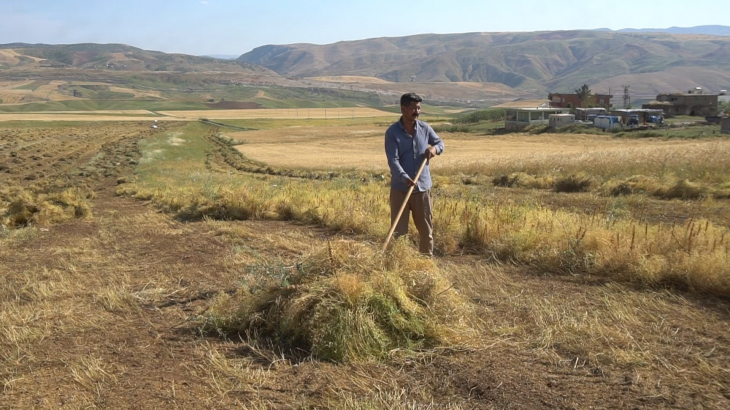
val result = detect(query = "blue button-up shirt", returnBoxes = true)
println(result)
[385,117,444,192]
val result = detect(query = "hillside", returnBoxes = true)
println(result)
[0,43,338,110]
[0,43,270,74]
[238,30,730,96]
[5,32,730,108]
[0,43,519,108]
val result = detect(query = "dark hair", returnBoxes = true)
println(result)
[400,92,423,106]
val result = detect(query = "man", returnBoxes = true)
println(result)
[384,93,444,256]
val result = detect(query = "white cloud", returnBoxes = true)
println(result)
[201,1,209,4]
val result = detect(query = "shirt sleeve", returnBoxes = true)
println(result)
[385,128,410,183]
[427,124,444,155]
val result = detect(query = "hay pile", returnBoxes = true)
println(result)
[202,240,476,362]
[0,186,93,228]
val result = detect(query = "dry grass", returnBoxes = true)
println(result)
[458,201,730,294]
[201,240,477,362]
[3,120,730,407]
[121,123,730,297]
[234,126,730,189]
[448,260,730,398]
[0,186,94,228]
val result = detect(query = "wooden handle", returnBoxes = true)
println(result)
[382,157,429,251]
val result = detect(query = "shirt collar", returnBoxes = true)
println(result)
[398,116,419,132]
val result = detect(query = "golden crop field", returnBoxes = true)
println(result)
[2,117,730,408]
[0,113,185,122]
[159,107,398,120]
[232,125,728,173]
[0,80,148,105]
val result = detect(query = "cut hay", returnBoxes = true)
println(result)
[657,179,708,200]
[554,173,596,193]
[1,186,93,228]
[492,172,553,189]
[201,240,476,362]
[605,175,663,196]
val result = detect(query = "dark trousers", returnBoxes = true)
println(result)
[389,188,433,256]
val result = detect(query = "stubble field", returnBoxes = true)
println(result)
[232,124,730,174]
[1,117,730,408]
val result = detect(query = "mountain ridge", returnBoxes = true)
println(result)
[0,42,273,75]
[238,29,730,96]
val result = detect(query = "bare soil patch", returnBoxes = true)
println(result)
[0,122,173,185]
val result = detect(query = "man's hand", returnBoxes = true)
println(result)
[405,177,416,187]
[425,146,437,159]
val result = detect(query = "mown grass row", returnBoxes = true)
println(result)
[445,138,730,198]
[491,171,730,199]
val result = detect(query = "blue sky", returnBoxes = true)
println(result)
[1,0,727,56]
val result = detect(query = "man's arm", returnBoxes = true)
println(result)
[385,129,411,184]
[425,125,444,159]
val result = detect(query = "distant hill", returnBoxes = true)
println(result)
[614,25,730,37]
[4,32,730,106]
[238,30,730,96]
[0,43,272,75]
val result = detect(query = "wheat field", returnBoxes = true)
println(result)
[160,107,398,120]
[3,118,730,408]
[233,125,730,179]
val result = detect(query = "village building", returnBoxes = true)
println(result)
[722,117,730,135]
[504,107,571,130]
[548,92,612,108]
[642,88,719,116]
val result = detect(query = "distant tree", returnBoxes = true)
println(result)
[574,84,592,108]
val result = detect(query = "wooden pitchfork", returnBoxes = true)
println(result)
[382,157,429,251]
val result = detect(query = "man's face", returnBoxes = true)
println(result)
[401,101,421,122]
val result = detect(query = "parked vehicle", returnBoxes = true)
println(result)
[647,115,664,124]
[593,115,622,131]
[627,115,640,127]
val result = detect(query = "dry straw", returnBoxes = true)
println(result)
[1,186,93,228]
[200,240,477,362]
